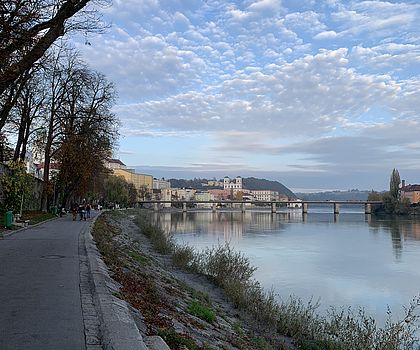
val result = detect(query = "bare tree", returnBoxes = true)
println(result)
[11,67,46,161]
[56,69,118,209]
[0,0,109,96]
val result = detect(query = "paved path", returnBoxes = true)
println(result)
[0,212,97,350]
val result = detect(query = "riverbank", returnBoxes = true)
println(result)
[92,209,420,350]
[93,209,292,349]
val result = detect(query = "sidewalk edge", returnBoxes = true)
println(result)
[84,213,149,350]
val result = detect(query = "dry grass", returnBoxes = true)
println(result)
[133,209,420,350]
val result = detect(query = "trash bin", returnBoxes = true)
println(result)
[5,210,13,228]
[51,206,57,215]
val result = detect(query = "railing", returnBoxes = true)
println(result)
[138,200,382,214]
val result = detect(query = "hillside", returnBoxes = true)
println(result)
[169,177,296,198]
[242,177,296,198]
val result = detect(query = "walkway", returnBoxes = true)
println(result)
[0,213,97,350]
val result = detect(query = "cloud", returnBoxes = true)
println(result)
[72,0,419,189]
[115,48,403,138]
[331,1,420,40]
[350,43,420,71]
[314,30,337,40]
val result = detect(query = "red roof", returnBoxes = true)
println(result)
[401,184,420,192]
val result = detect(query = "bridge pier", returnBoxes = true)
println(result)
[183,202,187,212]
[302,203,308,214]
[365,203,372,214]
[271,202,276,213]
[212,203,217,213]
[153,202,159,212]
[334,203,340,214]
[241,203,246,213]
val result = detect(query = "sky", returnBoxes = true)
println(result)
[74,0,420,192]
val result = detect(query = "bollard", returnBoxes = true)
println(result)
[5,210,13,229]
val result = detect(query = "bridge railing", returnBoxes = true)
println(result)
[138,200,382,214]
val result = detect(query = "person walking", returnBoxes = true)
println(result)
[86,203,91,219]
[72,203,78,221]
[78,203,86,221]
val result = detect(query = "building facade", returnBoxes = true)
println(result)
[400,184,420,204]
[153,178,171,190]
[106,158,126,170]
[223,176,242,191]
[251,190,279,201]
[113,168,153,196]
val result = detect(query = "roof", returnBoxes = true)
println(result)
[108,158,126,166]
[401,184,420,192]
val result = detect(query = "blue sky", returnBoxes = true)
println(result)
[75,0,420,191]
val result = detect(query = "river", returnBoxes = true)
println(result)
[150,207,420,324]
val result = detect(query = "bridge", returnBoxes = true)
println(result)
[139,200,382,214]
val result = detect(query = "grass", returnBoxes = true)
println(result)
[22,211,56,225]
[133,209,420,350]
[127,249,149,265]
[0,210,56,230]
[187,299,216,323]
[157,328,198,350]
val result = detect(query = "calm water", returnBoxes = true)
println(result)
[150,208,420,323]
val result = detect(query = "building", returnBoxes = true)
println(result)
[223,176,242,191]
[288,199,302,209]
[205,180,224,187]
[105,158,126,170]
[173,188,196,201]
[251,190,279,201]
[195,191,214,208]
[208,189,232,200]
[153,178,171,190]
[400,184,420,204]
[113,168,153,198]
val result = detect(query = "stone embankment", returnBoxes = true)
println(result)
[88,210,291,350]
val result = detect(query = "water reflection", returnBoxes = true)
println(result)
[368,217,420,260]
[150,209,420,324]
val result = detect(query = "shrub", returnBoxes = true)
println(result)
[187,300,216,323]
[134,210,420,349]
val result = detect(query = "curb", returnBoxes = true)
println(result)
[84,213,149,350]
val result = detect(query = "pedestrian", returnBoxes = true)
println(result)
[72,203,78,221]
[86,203,91,219]
[78,203,86,221]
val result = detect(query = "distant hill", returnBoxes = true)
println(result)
[242,177,296,198]
[169,177,296,198]
[295,190,371,201]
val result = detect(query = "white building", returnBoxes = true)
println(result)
[161,188,172,208]
[223,176,242,191]
[153,178,171,190]
[287,199,302,209]
[105,158,126,170]
[173,188,196,201]
[251,190,279,201]
[206,180,224,187]
[195,191,214,208]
